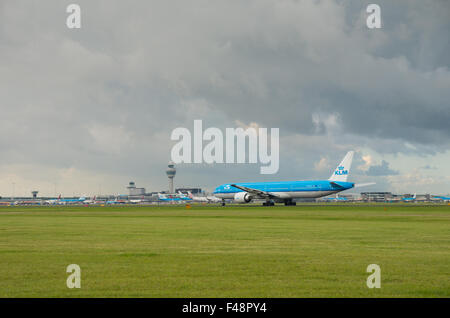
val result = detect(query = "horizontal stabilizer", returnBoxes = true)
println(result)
[354,182,376,188]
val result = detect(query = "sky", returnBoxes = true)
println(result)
[0,0,449,197]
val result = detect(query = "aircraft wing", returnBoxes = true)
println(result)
[329,181,346,189]
[230,184,277,198]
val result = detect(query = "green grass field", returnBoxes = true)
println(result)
[0,204,449,297]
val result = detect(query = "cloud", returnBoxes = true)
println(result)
[358,155,374,171]
[386,170,450,194]
[314,157,330,172]
[0,1,449,195]
[88,124,135,155]
[420,165,437,170]
[366,160,399,176]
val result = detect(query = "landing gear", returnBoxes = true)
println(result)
[263,200,275,206]
[284,199,296,206]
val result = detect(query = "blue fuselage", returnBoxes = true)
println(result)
[213,180,354,200]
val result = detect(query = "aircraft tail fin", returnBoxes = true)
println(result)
[329,151,354,182]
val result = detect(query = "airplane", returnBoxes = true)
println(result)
[213,151,375,206]
[401,194,416,202]
[322,193,349,202]
[14,200,42,206]
[432,195,450,202]
[106,196,126,204]
[205,194,221,203]
[177,191,193,201]
[124,195,146,204]
[45,195,61,205]
[83,196,97,204]
[105,199,125,204]
[59,195,87,203]
[129,196,145,204]
[386,197,402,203]
[187,191,208,203]
[158,193,183,202]
[187,191,221,203]
[45,195,87,205]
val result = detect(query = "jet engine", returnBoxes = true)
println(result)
[234,192,252,203]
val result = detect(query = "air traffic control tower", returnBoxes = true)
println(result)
[166,161,176,194]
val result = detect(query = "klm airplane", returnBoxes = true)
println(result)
[432,195,450,202]
[213,151,374,206]
[46,195,87,205]
[401,194,416,202]
[60,196,87,203]
[322,194,349,202]
[157,193,192,202]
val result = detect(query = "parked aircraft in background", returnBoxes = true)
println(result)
[187,191,208,203]
[205,195,221,203]
[401,194,416,202]
[177,191,193,201]
[187,191,221,203]
[129,196,145,204]
[83,196,97,204]
[322,194,349,202]
[45,195,87,205]
[432,195,450,202]
[106,196,126,204]
[158,193,183,202]
[45,195,62,205]
[59,197,86,203]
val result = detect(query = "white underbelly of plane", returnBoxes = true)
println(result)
[217,190,338,200]
[273,191,337,199]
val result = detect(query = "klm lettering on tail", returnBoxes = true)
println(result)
[329,151,354,182]
[334,166,348,176]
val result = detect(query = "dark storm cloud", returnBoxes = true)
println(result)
[0,0,449,194]
[195,0,450,148]
[366,160,399,176]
